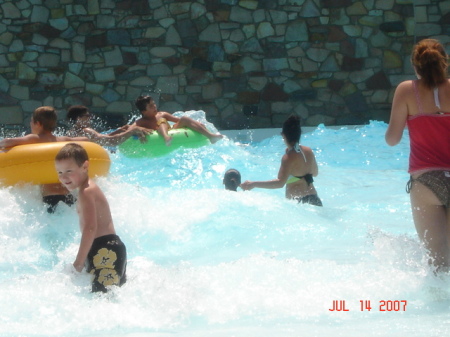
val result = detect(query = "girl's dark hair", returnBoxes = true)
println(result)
[411,39,448,89]
[135,95,153,112]
[282,115,301,144]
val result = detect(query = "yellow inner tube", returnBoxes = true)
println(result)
[0,141,111,186]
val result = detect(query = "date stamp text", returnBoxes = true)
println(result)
[329,300,408,312]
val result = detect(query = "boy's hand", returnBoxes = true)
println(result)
[73,262,84,272]
[63,263,77,274]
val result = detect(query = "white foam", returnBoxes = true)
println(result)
[1,122,447,337]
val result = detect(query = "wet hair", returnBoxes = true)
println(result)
[32,106,57,132]
[66,105,90,123]
[282,115,301,144]
[223,169,241,191]
[55,143,89,167]
[135,95,154,113]
[411,39,448,89]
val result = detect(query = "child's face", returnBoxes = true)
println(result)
[143,101,157,116]
[55,158,88,191]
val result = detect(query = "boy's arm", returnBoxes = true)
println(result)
[91,125,150,146]
[57,135,90,142]
[160,111,179,123]
[73,188,98,272]
[0,134,39,148]
[108,124,132,136]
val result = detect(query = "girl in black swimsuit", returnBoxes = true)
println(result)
[240,115,322,206]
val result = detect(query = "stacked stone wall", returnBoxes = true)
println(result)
[0,0,449,130]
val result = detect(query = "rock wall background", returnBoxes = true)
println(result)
[0,0,449,130]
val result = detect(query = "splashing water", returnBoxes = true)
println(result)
[1,117,449,337]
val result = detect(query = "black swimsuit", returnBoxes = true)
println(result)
[294,173,314,185]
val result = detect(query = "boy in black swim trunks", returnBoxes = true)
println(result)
[55,143,127,293]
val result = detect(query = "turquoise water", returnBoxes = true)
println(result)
[1,116,450,337]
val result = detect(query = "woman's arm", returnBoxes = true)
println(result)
[385,81,410,146]
[241,155,291,190]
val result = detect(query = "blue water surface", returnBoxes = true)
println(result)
[1,118,449,337]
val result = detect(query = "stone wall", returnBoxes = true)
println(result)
[0,0,449,130]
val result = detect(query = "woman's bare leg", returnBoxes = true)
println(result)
[410,180,449,271]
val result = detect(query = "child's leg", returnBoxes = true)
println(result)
[174,116,223,143]
[157,120,172,146]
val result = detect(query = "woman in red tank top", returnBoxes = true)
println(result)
[386,39,450,272]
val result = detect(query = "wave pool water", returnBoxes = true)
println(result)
[1,117,450,337]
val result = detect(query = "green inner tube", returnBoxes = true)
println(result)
[119,127,210,158]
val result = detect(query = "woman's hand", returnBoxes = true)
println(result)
[240,181,254,191]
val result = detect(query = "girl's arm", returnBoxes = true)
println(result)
[241,155,291,190]
[73,187,97,272]
[385,81,410,146]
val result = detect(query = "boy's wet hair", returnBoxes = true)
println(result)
[282,114,301,144]
[55,143,89,167]
[135,95,154,112]
[67,105,90,123]
[33,106,57,132]
[223,169,241,191]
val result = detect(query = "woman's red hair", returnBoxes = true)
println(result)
[411,39,448,89]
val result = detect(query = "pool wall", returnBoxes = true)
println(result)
[222,125,344,143]
[0,1,448,131]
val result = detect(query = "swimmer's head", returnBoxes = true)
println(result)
[411,38,448,89]
[223,169,241,191]
[281,114,301,145]
[67,105,91,124]
[55,143,89,167]
[135,95,155,113]
[32,106,57,132]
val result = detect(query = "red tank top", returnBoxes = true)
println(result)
[407,114,450,173]
[407,80,450,173]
